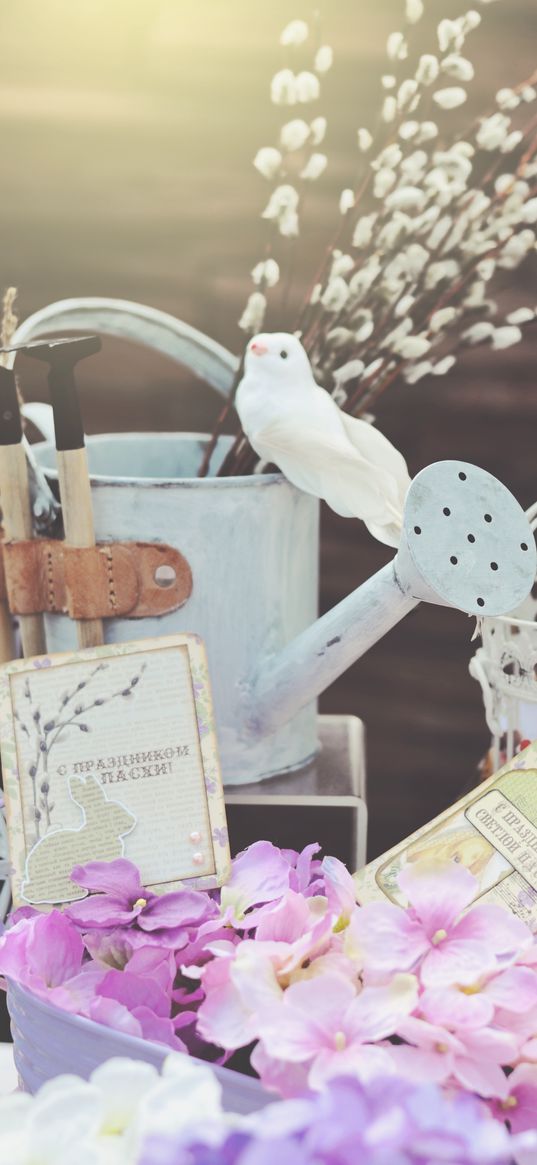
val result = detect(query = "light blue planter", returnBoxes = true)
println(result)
[7,981,271,1114]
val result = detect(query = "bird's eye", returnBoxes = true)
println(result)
[280,350,288,359]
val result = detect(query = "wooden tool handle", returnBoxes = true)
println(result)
[0,444,46,657]
[57,447,103,648]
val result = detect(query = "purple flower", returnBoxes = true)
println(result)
[67,859,217,948]
[138,1074,529,1165]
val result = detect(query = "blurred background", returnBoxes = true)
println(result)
[1,0,537,862]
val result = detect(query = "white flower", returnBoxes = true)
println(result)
[330,251,355,278]
[363,357,384,379]
[428,215,452,249]
[310,116,327,144]
[506,307,534,325]
[394,294,416,317]
[397,79,419,110]
[432,355,456,375]
[280,118,310,151]
[349,255,381,297]
[522,85,537,103]
[437,19,464,53]
[386,31,407,60]
[382,74,396,89]
[377,216,410,249]
[374,143,403,170]
[295,71,320,102]
[382,96,397,122]
[415,55,439,86]
[385,186,426,212]
[253,147,282,179]
[339,188,355,214]
[314,45,333,73]
[425,259,460,289]
[416,120,438,141]
[395,334,432,359]
[262,184,299,220]
[352,212,377,247]
[496,87,520,111]
[462,321,494,344]
[321,276,350,312]
[405,243,429,277]
[355,316,375,342]
[404,360,433,383]
[430,307,458,333]
[280,19,309,46]
[251,258,280,288]
[373,167,396,199]
[333,358,365,385]
[477,257,496,280]
[399,120,419,140]
[271,68,298,105]
[327,326,353,347]
[401,149,428,180]
[476,112,510,150]
[310,283,322,304]
[442,54,474,82]
[433,87,467,109]
[520,199,537,225]
[462,10,482,32]
[492,325,522,349]
[463,280,488,307]
[279,207,299,236]
[357,128,373,151]
[501,130,523,154]
[239,291,267,332]
[406,0,424,24]
[300,152,327,180]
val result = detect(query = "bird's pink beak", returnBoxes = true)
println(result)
[250,341,269,356]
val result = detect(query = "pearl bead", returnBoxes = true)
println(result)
[193,852,204,865]
[189,831,201,844]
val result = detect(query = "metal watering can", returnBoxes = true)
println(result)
[12,298,536,786]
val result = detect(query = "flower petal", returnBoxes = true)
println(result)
[137,889,212,932]
[397,859,477,935]
[70,858,143,902]
[345,974,418,1042]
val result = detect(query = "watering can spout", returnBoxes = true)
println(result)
[247,460,536,738]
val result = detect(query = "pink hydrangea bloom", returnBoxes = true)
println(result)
[356,859,531,987]
[491,1063,537,1134]
[254,970,418,1090]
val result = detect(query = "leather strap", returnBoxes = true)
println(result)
[1,539,192,619]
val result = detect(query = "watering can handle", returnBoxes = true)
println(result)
[8,297,238,400]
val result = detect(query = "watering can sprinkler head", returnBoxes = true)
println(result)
[394,460,536,617]
[250,460,536,738]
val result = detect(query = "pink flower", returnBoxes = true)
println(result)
[491,1063,537,1133]
[356,860,531,987]
[255,971,418,1089]
[219,841,294,926]
[0,910,86,1006]
[67,859,216,948]
[419,966,537,1030]
[321,855,358,926]
[392,1014,519,1098]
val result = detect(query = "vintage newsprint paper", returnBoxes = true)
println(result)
[354,741,537,930]
[0,634,230,908]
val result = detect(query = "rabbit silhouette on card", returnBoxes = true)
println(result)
[22,775,136,905]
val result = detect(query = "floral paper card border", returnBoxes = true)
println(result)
[0,633,231,908]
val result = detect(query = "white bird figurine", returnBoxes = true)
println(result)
[235,332,411,547]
